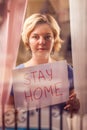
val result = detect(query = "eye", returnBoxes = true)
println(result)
[44,35,53,41]
[32,35,39,40]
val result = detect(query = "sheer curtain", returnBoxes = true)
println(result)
[69,0,87,129]
[0,0,27,105]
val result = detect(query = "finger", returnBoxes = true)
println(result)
[69,93,76,99]
[64,104,70,110]
[69,92,76,97]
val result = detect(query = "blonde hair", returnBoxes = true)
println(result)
[22,13,63,52]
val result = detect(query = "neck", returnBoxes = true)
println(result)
[25,56,54,67]
[31,56,51,65]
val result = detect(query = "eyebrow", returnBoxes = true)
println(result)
[32,33,52,35]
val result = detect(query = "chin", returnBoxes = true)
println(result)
[39,51,49,55]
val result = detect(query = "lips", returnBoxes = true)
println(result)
[38,48,47,50]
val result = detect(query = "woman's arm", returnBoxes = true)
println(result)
[64,65,80,113]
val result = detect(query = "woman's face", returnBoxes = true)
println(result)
[28,23,54,58]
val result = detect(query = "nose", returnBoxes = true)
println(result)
[39,36,45,45]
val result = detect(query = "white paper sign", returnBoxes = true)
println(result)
[12,60,69,110]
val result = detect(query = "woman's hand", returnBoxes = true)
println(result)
[64,89,80,113]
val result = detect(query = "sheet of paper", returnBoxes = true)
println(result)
[12,60,69,110]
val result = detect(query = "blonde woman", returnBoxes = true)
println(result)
[7,13,80,130]
[15,13,79,112]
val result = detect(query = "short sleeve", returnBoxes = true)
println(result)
[67,64,74,90]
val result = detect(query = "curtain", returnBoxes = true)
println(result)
[0,0,27,105]
[69,0,87,129]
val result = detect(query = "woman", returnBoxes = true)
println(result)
[16,13,80,112]
[7,13,80,130]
